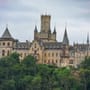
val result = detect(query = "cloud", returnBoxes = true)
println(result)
[0,0,90,44]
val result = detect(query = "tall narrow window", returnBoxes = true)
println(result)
[44,53,46,56]
[7,50,10,56]
[2,50,5,56]
[56,53,58,57]
[48,53,50,57]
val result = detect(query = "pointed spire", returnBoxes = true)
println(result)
[63,26,69,45]
[53,26,56,34]
[87,32,89,56]
[34,25,38,32]
[87,32,89,45]
[6,24,8,28]
[1,25,13,39]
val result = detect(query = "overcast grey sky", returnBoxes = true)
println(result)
[0,0,90,44]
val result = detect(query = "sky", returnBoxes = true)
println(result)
[0,0,90,44]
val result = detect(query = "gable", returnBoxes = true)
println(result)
[29,40,43,51]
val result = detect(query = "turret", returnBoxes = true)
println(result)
[63,27,69,45]
[87,32,89,45]
[34,25,38,40]
[34,25,38,33]
[0,25,15,57]
[53,27,56,34]
[1,25,13,39]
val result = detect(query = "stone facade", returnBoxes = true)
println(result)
[0,15,90,67]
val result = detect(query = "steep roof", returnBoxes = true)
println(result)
[34,25,38,32]
[14,42,30,50]
[63,27,69,45]
[43,42,62,50]
[1,27,13,39]
[53,27,56,34]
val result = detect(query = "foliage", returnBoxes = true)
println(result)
[0,53,90,90]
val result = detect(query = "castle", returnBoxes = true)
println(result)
[0,15,90,67]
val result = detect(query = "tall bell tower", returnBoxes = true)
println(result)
[41,15,51,33]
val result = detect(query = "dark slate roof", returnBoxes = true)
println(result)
[14,42,30,50]
[2,27,12,38]
[0,27,15,41]
[53,27,56,34]
[34,25,38,32]
[63,27,69,45]
[43,42,63,50]
[74,44,90,51]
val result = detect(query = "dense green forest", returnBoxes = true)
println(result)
[0,53,90,90]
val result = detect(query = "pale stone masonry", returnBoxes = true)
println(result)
[0,15,90,67]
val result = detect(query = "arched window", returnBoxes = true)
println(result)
[48,60,50,64]
[2,50,5,56]
[56,53,58,57]
[52,59,54,64]
[7,50,10,56]
[56,60,57,63]
[44,60,46,63]
[44,53,46,56]
[48,53,50,56]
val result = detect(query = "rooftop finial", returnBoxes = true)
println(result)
[6,24,8,29]
[45,9,47,15]
[65,22,67,29]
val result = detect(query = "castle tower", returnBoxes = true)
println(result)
[34,15,56,42]
[0,26,15,57]
[63,27,69,45]
[41,15,51,33]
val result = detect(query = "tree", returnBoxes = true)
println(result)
[1,79,16,90]
[80,56,90,69]
[80,69,90,90]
